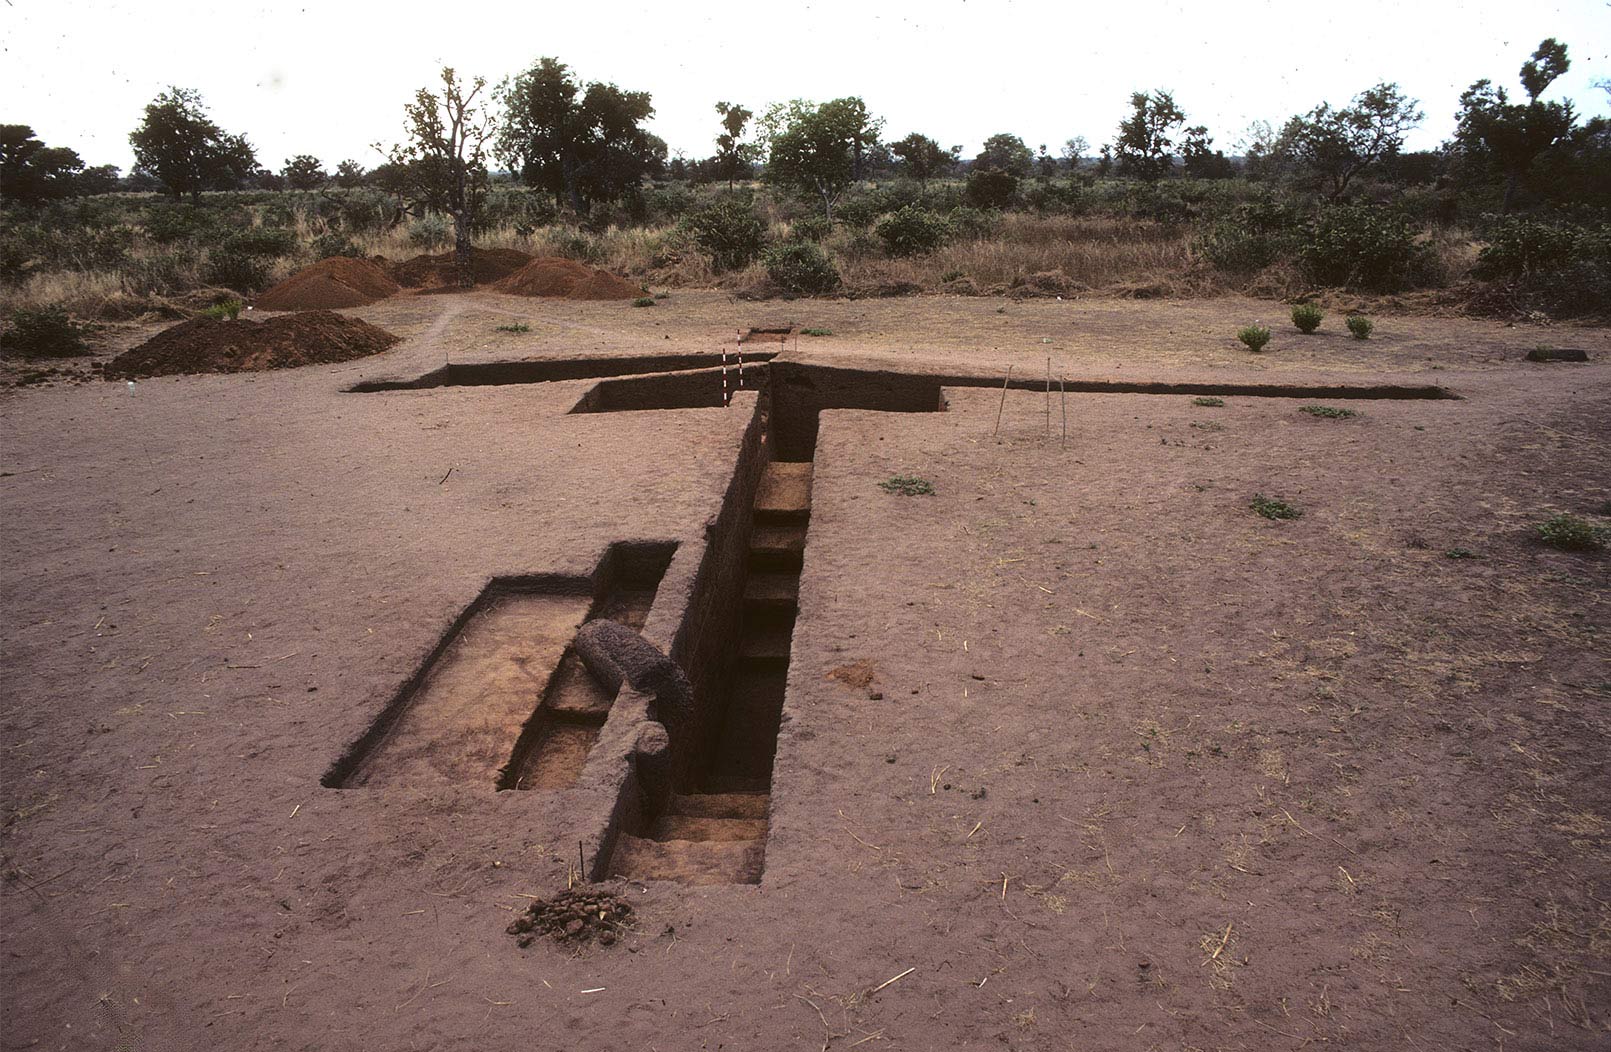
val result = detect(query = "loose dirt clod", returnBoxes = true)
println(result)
[493,257,643,301]
[254,257,401,311]
[507,888,634,948]
[104,311,400,378]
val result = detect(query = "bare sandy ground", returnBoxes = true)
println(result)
[3,290,1607,1051]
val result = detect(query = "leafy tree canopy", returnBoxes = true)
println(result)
[129,87,257,200]
[1114,90,1185,181]
[1278,82,1422,198]
[760,97,883,220]
[1,125,88,205]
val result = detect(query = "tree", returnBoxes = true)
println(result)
[889,133,957,192]
[1454,38,1578,212]
[76,164,121,196]
[333,160,366,188]
[281,154,328,190]
[0,125,86,204]
[1061,136,1090,172]
[1180,126,1233,179]
[497,57,664,214]
[1278,83,1422,199]
[381,68,495,284]
[1114,91,1185,181]
[974,133,1033,177]
[761,98,883,220]
[129,88,257,201]
[714,101,757,189]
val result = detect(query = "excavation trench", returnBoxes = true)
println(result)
[347,351,777,392]
[330,351,1461,887]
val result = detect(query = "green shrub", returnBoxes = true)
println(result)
[1192,396,1224,407]
[1237,324,1271,352]
[801,328,832,336]
[407,215,452,249]
[787,215,833,244]
[1196,199,1302,273]
[679,198,767,272]
[495,322,530,333]
[1251,493,1301,520]
[1535,513,1608,551]
[1,306,89,358]
[311,232,363,259]
[1472,216,1610,317]
[763,242,840,295]
[946,206,998,240]
[143,205,220,245]
[632,296,655,307]
[1291,303,1324,333]
[875,206,953,257]
[222,226,298,260]
[202,249,270,293]
[122,249,197,296]
[964,168,1019,210]
[1346,315,1374,339]
[201,298,245,321]
[879,475,935,496]
[1299,405,1358,419]
[1445,547,1479,559]
[1300,206,1432,291]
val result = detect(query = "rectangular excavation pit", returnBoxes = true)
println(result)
[323,541,675,790]
[348,352,776,393]
[569,367,741,414]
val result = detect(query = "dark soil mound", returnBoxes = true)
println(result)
[507,888,633,947]
[254,257,401,311]
[389,247,533,289]
[106,311,400,378]
[493,257,642,300]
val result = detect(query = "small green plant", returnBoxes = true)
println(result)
[879,475,935,496]
[679,198,767,271]
[874,205,953,257]
[801,328,832,337]
[1445,547,1479,559]
[1299,405,1358,419]
[201,298,245,321]
[1346,315,1374,340]
[495,322,531,333]
[632,297,655,308]
[1291,303,1324,334]
[1,306,88,358]
[311,231,363,259]
[1251,493,1302,520]
[1192,396,1224,407]
[1535,513,1608,551]
[1237,324,1272,353]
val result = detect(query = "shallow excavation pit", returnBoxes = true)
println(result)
[323,541,675,791]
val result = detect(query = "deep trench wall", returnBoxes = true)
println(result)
[769,361,947,460]
[661,393,772,789]
[570,367,733,413]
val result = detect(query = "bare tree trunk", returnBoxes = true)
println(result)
[452,209,474,287]
[1501,170,1519,214]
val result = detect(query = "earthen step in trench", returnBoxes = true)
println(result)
[738,613,795,663]
[650,815,770,842]
[608,834,765,885]
[744,572,799,613]
[700,774,773,795]
[748,523,808,571]
[666,792,770,820]
[754,462,813,523]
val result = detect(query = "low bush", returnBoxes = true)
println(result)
[787,215,833,244]
[1196,198,1303,274]
[632,296,655,307]
[1192,396,1224,407]
[875,206,953,257]
[1346,315,1374,339]
[1291,303,1324,333]
[2,306,88,358]
[202,249,270,293]
[1535,513,1608,551]
[222,227,298,260]
[1251,493,1301,520]
[1300,205,1432,291]
[407,215,452,249]
[679,198,766,271]
[879,475,936,496]
[1472,216,1610,317]
[763,242,840,295]
[201,298,245,320]
[1299,405,1358,419]
[965,168,1019,210]
[1237,324,1271,352]
[311,232,363,259]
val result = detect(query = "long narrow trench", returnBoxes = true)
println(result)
[608,460,812,885]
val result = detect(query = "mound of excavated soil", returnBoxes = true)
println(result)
[255,257,402,311]
[105,311,400,378]
[493,257,642,300]
[506,888,633,947]
[389,247,533,289]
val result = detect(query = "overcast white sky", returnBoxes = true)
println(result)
[3,0,1608,173]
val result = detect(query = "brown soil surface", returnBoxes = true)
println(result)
[2,291,1608,1051]
[389,247,533,289]
[254,257,401,311]
[493,257,643,300]
[103,311,400,378]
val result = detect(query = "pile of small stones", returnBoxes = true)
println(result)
[507,888,634,948]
